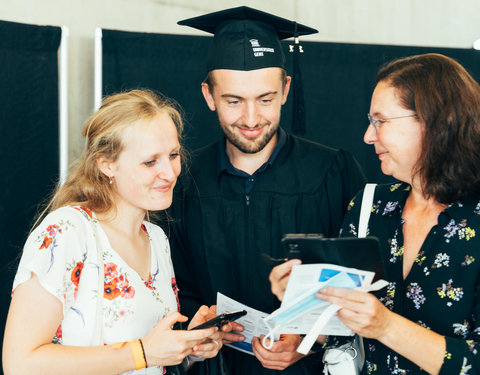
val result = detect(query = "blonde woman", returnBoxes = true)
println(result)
[3,89,224,375]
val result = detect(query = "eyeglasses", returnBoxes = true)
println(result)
[367,113,417,133]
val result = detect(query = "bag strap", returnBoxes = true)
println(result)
[358,184,376,238]
[297,183,378,355]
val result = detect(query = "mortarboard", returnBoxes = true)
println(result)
[178,6,318,134]
[178,6,317,72]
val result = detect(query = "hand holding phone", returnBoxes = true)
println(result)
[189,310,247,330]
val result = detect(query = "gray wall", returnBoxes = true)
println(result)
[1,0,479,161]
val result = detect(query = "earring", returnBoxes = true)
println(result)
[109,176,113,185]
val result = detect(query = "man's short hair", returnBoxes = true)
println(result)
[203,68,288,94]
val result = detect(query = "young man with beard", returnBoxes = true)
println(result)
[167,6,366,375]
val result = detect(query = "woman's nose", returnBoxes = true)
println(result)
[364,123,377,145]
[155,158,175,181]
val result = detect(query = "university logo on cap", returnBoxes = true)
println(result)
[249,38,275,57]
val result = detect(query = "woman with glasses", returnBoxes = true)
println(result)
[270,53,480,374]
[3,89,225,375]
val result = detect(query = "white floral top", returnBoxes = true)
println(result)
[13,206,179,375]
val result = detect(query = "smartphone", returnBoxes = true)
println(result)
[189,310,247,330]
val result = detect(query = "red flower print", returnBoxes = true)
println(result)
[114,274,127,284]
[104,262,118,278]
[120,284,135,299]
[104,280,120,300]
[46,224,60,235]
[171,277,180,311]
[74,206,93,218]
[141,224,148,234]
[144,274,155,290]
[56,324,62,339]
[39,236,53,250]
[71,262,84,286]
[79,206,93,218]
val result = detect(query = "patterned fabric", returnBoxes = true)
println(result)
[341,182,480,375]
[13,206,178,375]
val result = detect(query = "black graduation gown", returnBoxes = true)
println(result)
[166,133,366,375]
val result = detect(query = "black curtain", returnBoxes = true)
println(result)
[0,20,61,368]
[102,29,480,184]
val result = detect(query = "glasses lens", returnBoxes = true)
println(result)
[367,114,377,132]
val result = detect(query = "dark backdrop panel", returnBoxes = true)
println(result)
[103,30,480,185]
[0,20,61,369]
[102,32,222,150]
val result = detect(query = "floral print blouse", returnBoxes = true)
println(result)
[13,206,179,375]
[340,183,480,375]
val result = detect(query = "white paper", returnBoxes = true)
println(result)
[275,264,375,336]
[216,292,279,355]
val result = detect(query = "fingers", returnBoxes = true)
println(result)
[318,286,367,300]
[221,321,244,334]
[157,311,188,329]
[189,305,209,323]
[206,327,225,341]
[208,305,217,316]
[192,338,222,358]
[316,287,393,340]
[259,334,299,353]
[184,327,219,342]
[316,287,368,310]
[251,336,304,370]
[270,259,302,281]
[222,331,245,344]
[269,259,301,301]
[229,321,244,332]
[221,321,245,343]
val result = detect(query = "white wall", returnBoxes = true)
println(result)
[1,0,479,161]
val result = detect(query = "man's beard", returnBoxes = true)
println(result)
[220,121,279,154]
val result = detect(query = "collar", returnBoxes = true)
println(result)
[375,182,411,216]
[444,198,480,222]
[217,127,287,177]
[378,182,480,222]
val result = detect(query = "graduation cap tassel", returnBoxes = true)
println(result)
[291,23,306,135]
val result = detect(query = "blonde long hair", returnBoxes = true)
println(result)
[48,89,184,216]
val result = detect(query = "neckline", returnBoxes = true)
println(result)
[95,218,154,284]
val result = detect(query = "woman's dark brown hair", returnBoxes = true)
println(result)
[376,53,480,203]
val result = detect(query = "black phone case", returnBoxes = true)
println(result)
[189,310,247,330]
[281,234,385,280]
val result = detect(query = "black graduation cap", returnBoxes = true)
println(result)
[178,6,317,72]
[178,6,318,134]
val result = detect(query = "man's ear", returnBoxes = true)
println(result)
[281,76,292,105]
[201,82,216,111]
[96,155,114,179]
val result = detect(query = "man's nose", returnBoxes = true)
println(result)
[243,102,259,128]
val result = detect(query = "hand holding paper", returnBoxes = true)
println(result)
[316,284,392,340]
[261,263,388,353]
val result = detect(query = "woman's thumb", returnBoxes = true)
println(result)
[157,311,188,329]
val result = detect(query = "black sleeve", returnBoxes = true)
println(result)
[163,185,203,319]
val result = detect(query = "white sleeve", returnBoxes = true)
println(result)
[13,207,91,314]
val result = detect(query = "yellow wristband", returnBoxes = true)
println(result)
[112,340,147,370]
[129,340,147,370]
